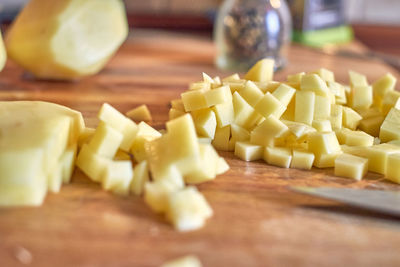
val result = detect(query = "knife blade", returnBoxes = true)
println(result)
[291,187,400,217]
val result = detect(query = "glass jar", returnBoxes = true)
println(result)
[214,0,292,72]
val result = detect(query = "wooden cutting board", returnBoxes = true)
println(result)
[1,30,400,267]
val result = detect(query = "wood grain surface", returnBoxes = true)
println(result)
[1,30,400,267]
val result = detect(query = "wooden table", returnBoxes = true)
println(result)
[1,30,400,267]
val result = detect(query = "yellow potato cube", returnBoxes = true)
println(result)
[244,58,274,83]
[313,95,331,120]
[308,132,341,156]
[204,85,232,106]
[166,186,213,232]
[170,99,185,111]
[144,179,183,213]
[189,82,211,91]
[192,109,217,139]
[78,127,95,148]
[232,92,261,130]
[311,68,335,83]
[230,124,250,143]
[349,70,368,87]
[287,72,305,83]
[300,74,330,97]
[161,255,202,267]
[348,85,373,110]
[329,104,343,130]
[264,147,292,168]
[250,116,288,147]
[88,122,123,158]
[212,125,231,151]
[373,73,396,101]
[340,145,369,158]
[102,160,133,196]
[272,83,296,107]
[238,81,264,106]
[295,91,315,125]
[212,101,234,128]
[130,160,150,196]
[234,141,263,161]
[76,144,108,182]
[290,149,315,170]
[169,108,186,120]
[60,145,77,184]
[380,108,400,142]
[126,104,152,122]
[342,107,362,130]
[312,119,332,132]
[366,143,400,174]
[314,152,342,168]
[185,144,220,184]
[334,153,368,181]
[222,73,241,82]
[339,128,374,147]
[386,153,400,184]
[254,92,285,119]
[382,91,400,115]
[328,81,346,105]
[181,89,208,112]
[131,122,162,162]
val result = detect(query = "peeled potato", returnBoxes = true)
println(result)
[6,0,128,80]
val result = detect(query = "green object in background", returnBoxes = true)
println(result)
[292,25,353,47]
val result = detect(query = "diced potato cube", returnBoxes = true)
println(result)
[185,143,220,184]
[131,122,161,162]
[342,107,362,130]
[181,90,208,112]
[102,160,133,196]
[234,141,263,161]
[161,255,202,267]
[192,109,217,139]
[130,160,150,196]
[264,147,292,168]
[76,144,108,182]
[169,108,186,120]
[144,179,183,213]
[291,149,315,170]
[348,85,373,110]
[308,132,341,156]
[232,92,261,130]
[60,145,77,183]
[170,99,185,111]
[312,119,332,132]
[313,95,331,120]
[254,92,285,119]
[380,108,400,142]
[339,128,374,147]
[272,83,296,107]
[334,153,368,180]
[189,82,211,91]
[386,153,400,184]
[282,120,316,140]
[222,73,241,82]
[238,81,264,106]
[329,104,343,130]
[126,104,152,122]
[349,70,368,87]
[313,152,341,168]
[373,73,396,101]
[287,72,305,83]
[295,91,315,125]
[78,127,95,148]
[212,125,231,151]
[244,58,274,83]
[212,101,234,128]
[166,186,213,232]
[250,116,288,147]
[204,85,232,106]
[382,91,400,115]
[328,81,346,104]
[366,143,400,174]
[230,124,250,143]
[300,74,330,97]
[88,122,123,158]
[340,145,369,158]
[311,68,335,83]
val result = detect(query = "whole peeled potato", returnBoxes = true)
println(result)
[6,0,128,80]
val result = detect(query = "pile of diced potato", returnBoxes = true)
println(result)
[76,103,229,232]
[170,58,399,183]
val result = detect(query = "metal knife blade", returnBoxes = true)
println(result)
[292,187,400,217]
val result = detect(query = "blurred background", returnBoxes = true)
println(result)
[1,0,399,56]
